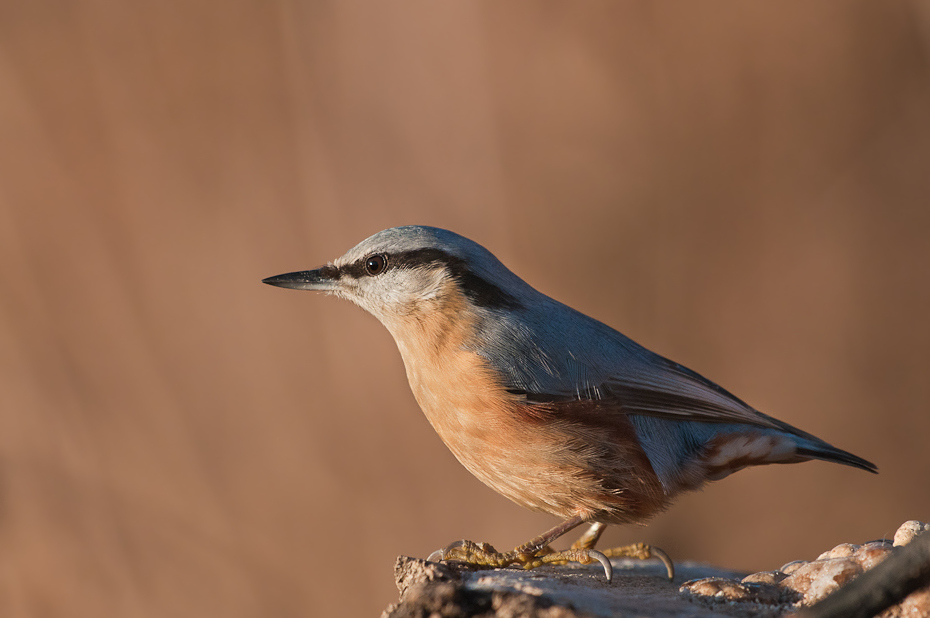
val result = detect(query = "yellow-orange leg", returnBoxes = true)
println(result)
[428,515,614,581]
[544,523,675,581]
[571,521,608,550]
[545,522,675,580]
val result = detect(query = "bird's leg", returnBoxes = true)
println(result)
[428,514,614,580]
[571,522,608,550]
[541,522,676,580]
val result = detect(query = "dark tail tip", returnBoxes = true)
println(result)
[797,445,878,474]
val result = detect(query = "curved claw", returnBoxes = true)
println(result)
[589,549,613,582]
[651,545,675,580]
[427,548,445,563]
[428,540,468,563]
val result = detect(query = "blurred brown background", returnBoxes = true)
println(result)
[2,1,929,616]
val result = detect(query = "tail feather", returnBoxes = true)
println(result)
[795,443,878,474]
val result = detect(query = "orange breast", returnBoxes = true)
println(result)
[383,288,669,524]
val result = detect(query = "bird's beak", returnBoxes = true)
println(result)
[262,268,340,292]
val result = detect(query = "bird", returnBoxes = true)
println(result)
[262,225,877,582]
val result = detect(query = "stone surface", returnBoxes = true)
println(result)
[384,522,929,617]
[780,556,862,604]
[740,571,787,586]
[893,521,930,548]
[384,556,771,617]
[816,543,859,561]
[679,577,786,606]
[684,521,929,617]
[880,587,930,618]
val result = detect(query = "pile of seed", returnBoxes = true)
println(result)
[680,520,930,615]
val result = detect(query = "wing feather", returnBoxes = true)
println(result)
[512,348,823,442]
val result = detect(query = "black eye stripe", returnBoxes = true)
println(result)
[318,264,342,280]
[338,248,523,310]
[339,249,445,279]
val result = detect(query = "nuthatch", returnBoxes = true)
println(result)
[263,226,877,581]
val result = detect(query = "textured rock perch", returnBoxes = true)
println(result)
[383,553,750,617]
[383,522,930,617]
[382,557,585,618]
[682,521,930,618]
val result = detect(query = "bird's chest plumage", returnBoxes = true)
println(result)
[385,304,667,523]
[393,317,522,487]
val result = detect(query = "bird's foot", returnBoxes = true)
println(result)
[595,542,675,580]
[541,541,674,580]
[428,539,613,581]
[427,540,511,568]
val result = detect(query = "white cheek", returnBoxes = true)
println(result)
[339,268,451,330]
[369,270,445,302]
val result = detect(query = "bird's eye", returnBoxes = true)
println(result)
[365,254,387,276]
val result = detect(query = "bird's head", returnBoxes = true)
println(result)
[263,226,531,336]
